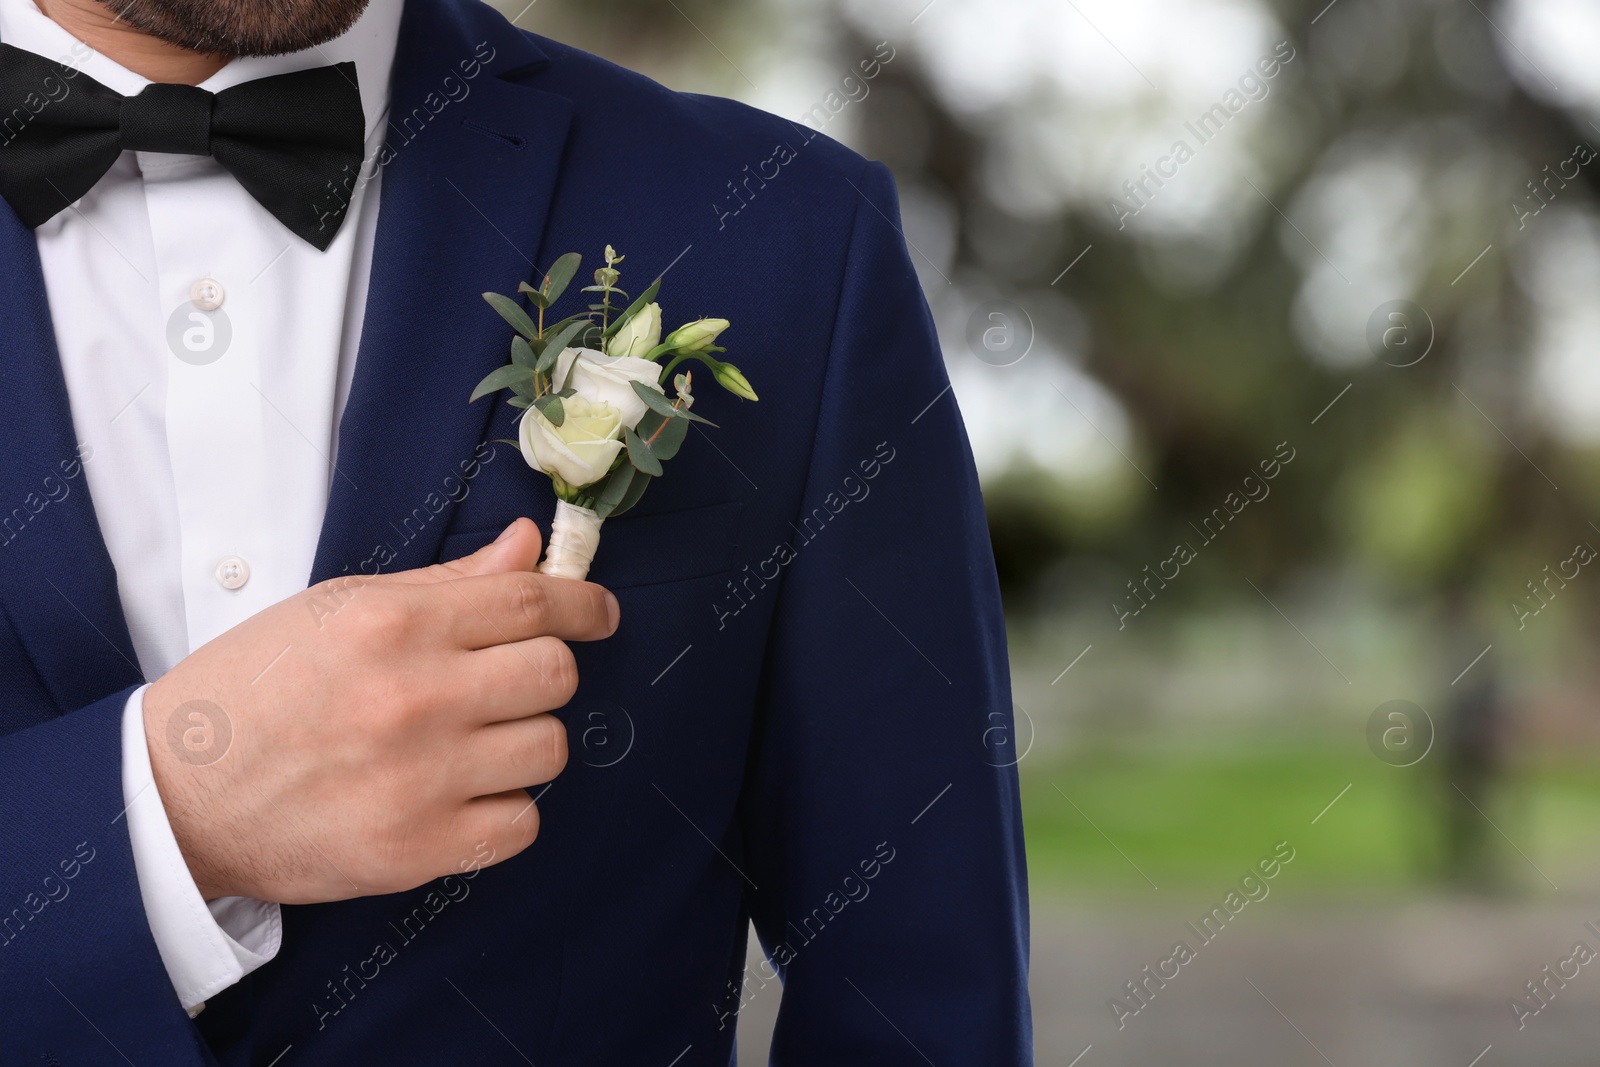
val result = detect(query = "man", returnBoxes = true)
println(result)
[0,0,1031,1061]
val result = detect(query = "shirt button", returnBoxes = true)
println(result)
[190,278,225,311]
[215,556,250,590]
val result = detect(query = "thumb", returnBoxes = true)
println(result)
[400,517,545,584]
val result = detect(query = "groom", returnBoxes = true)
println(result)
[0,0,1031,1062]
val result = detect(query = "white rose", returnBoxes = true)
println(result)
[518,394,626,490]
[606,300,662,359]
[553,347,665,429]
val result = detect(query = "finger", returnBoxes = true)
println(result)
[448,790,543,870]
[456,636,579,722]
[457,714,568,797]
[435,570,618,649]
[392,518,545,585]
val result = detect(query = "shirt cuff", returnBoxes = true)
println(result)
[120,683,282,1015]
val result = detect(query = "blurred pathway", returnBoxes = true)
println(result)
[738,898,1600,1064]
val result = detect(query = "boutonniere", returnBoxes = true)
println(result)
[470,246,758,580]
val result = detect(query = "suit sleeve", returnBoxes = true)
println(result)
[740,161,1032,1064]
[0,684,216,1065]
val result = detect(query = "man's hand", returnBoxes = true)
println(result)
[142,518,617,904]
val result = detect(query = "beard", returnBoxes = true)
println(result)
[98,0,372,57]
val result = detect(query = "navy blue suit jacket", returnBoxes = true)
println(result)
[0,0,1031,1062]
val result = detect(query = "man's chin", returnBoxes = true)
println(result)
[98,0,373,58]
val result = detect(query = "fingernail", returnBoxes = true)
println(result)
[494,520,519,544]
[605,591,620,632]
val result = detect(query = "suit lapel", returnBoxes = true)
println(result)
[310,0,573,583]
[0,208,142,712]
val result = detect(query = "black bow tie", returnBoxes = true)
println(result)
[0,44,365,251]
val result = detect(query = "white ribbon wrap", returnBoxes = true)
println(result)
[539,500,604,580]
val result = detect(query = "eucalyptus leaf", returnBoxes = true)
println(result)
[655,416,690,461]
[631,380,682,419]
[516,283,550,311]
[470,363,538,403]
[483,292,539,339]
[609,466,653,517]
[637,409,689,461]
[541,252,583,306]
[537,318,589,377]
[533,393,565,427]
[678,408,716,427]
[624,426,663,476]
[590,462,635,518]
[545,311,597,334]
[510,336,536,370]
[507,397,532,409]
[633,379,715,425]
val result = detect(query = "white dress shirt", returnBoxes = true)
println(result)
[0,0,402,1013]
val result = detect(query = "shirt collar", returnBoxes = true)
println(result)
[0,0,402,143]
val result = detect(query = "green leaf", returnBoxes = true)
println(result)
[603,278,661,339]
[654,415,690,460]
[631,379,715,426]
[533,394,565,427]
[546,311,597,334]
[637,410,689,461]
[470,363,537,403]
[510,336,536,370]
[560,354,582,392]
[541,252,583,307]
[483,292,539,340]
[679,408,716,427]
[516,281,550,311]
[537,318,589,377]
[507,397,532,409]
[590,462,636,518]
[631,380,681,419]
[624,426,663,476]
[608,466,653,517]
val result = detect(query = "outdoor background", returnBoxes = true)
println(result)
[498,0,1600,1061]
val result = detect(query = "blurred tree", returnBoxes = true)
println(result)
[502,0,1600,617]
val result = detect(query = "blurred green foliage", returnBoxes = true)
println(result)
[1021,742,1600,896]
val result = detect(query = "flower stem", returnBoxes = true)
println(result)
[659,353,690,384]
